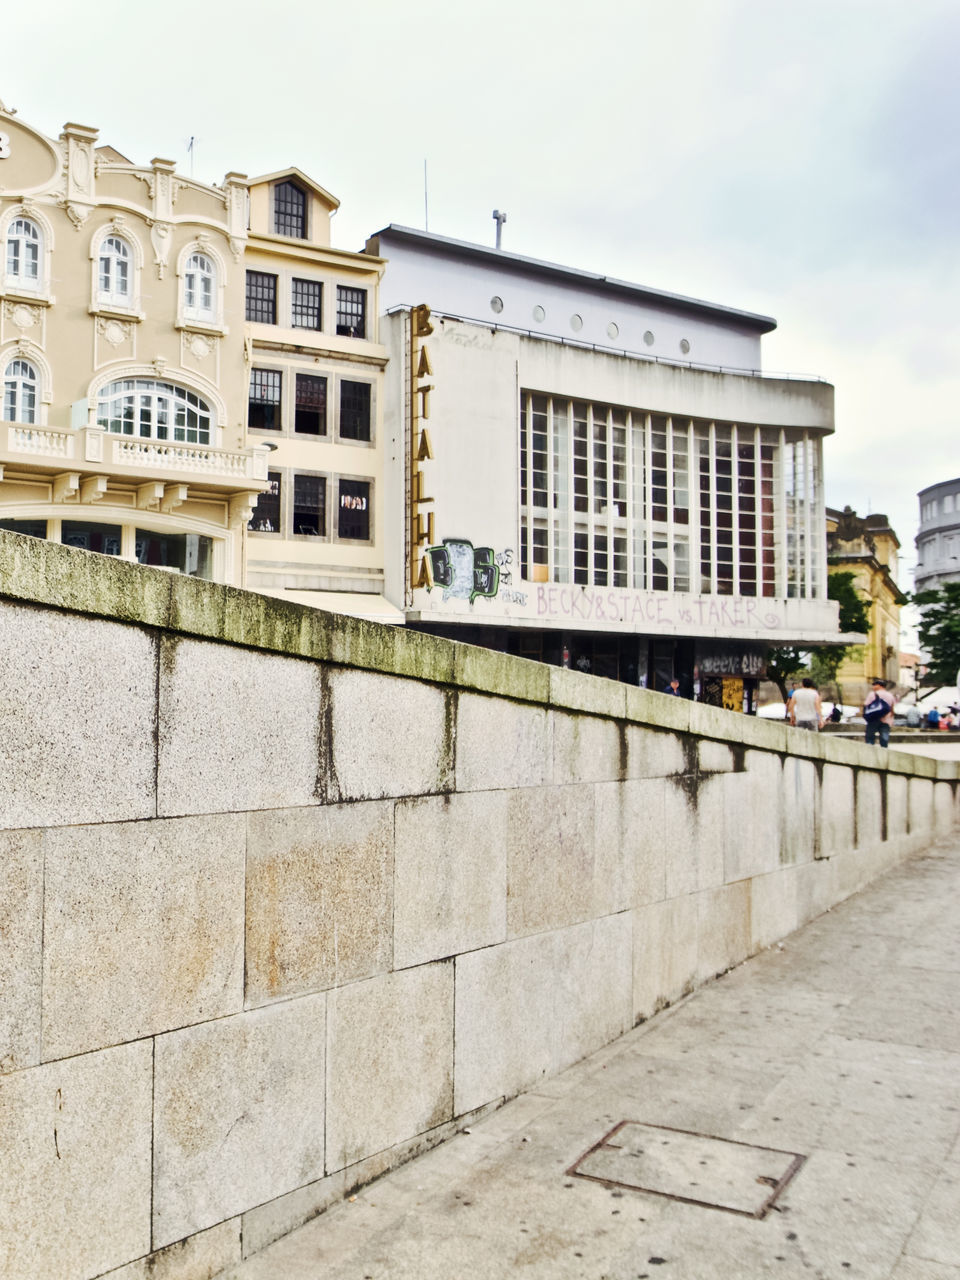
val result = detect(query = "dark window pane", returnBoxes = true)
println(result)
[0,518,46,538]
[291,278,321,330]
[248,472,282,533]
[336,286,366,338]
[61,521,123,556]
[274,181,306,238]
[338,479,370,539]
[293,474,326,536]
[135,529,213,579]
[339,380,371,441]
[245,271,277,323]
[295,374,327,435]
[249,369,281,430]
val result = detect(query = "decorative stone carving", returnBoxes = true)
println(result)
[188,334,212,361]
[97,318,130,347]
[4,302,41,330]
[150,221,173,279]
[60,199,92,230]
[228,236,244,263]
[153,357,168,377]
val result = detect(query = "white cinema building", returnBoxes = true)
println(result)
[368,225,841,710]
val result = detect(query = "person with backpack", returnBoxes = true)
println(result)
[862,677,895,747]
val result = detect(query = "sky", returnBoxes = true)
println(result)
[2,0,956,642]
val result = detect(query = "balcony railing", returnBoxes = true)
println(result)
[0,422,269,488]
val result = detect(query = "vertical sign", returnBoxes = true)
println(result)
[410,303,436,589]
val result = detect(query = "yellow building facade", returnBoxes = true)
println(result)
[242,170,394,617]
[826,506,906,701]
[0,101,267,583]
[0,100,389,607]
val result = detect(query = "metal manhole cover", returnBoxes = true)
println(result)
[568,1121,806,1219]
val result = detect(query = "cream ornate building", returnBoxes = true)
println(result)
[0,100,389,608]
[0,101,266,583]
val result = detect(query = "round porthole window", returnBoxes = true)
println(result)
[643,330,655,346]
[679,338,691,355]
[533,305,546,323]
[490,296,504,314]
[570,314,583,332]
[607,321,619,340]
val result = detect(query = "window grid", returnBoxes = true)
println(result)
[295,374,327,435]
[293,474,326,536]
[248,472,282,533]
[184,253,215,320]
[339,380,371,441]
[245,271,277,324]
[3,359,38,424]
[6,217,40,287]
[291,278,322,330]
[249,369,281,430]
[274,182,306,238]
[338,479,371,540]
[336,286,366,338]
[97,379,211,445]
[99,236,130,304]
[519,392,813,598]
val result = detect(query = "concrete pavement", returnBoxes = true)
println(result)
[220,839,960,1280]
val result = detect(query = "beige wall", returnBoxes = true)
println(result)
[0,531,955,1280]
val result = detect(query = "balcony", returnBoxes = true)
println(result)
[0,422,269,493]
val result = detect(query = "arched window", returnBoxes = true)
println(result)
[98,235,131,305]
[183,253,215,321]
[5,218,42,291]
[97,379,211,445]
[3,359,39,424]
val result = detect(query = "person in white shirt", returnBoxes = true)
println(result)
[787,678,823,731]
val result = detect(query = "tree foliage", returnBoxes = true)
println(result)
[913,582,960,686]
[766,572,871,703]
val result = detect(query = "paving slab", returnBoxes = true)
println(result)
[218,838,960,1280]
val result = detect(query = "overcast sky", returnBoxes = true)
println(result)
[3,0,956,628]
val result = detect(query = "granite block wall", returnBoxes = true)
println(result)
[0,534,956,1280]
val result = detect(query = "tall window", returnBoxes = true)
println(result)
[98,236,131,306]
[183,253,215,321]
[6,218,41,290]
[291,278,322,330]
[338,479,370,539]
[3,359,38,424]
[339,381,371,441]
[245,271,277,323]
[274,181,306,238]
[293,474,326,536]
[249,369,281,430]
[518,392,808,599]
[295,374,326,435]
[248,472,282,533]
[336,286,366,338]
[97,379,211,444]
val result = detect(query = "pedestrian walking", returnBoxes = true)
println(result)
[787,677,823,731]
[862,677,895,747]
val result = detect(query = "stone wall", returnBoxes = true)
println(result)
[0,531,955,1280]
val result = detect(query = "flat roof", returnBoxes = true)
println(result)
[367,224,777,334]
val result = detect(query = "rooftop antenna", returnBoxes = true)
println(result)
[187,136,195,179]
[424,159,429,231]
[493,209,507,249]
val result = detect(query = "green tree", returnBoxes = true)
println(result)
[766,572,871,705]
[913,582,960,686]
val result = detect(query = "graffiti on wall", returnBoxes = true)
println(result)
[423,539,498,602]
